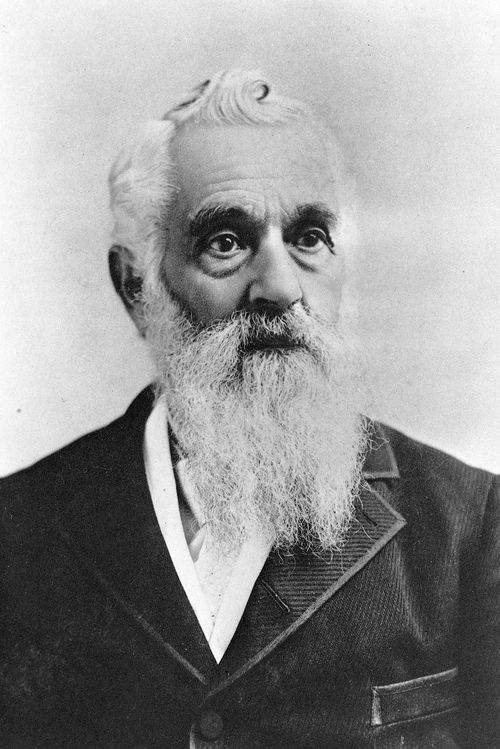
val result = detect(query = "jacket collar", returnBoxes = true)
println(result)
[362,421,400,481]
[57,387,405,688]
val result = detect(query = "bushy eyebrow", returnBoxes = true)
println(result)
[189,205,265,238]
[188,202,338,239]
[284,203,338,232]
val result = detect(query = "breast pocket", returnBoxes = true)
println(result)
[371,667,458,727]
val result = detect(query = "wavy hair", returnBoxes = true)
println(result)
[108,70,349,294]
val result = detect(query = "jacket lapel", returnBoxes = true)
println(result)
[57,391,405,688]
[56,389,215,684]
[216,472,405,685]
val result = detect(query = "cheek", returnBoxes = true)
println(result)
[164,262,247,323]
[187,281,243,323]
[301,260,346,322]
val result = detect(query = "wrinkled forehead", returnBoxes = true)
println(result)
[169,122,338,224]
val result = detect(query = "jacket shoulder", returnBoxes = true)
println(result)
[380,422,497,519]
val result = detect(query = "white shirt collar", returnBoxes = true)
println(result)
[143,395,273,663]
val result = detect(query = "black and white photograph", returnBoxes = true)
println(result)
[1,1,499,746]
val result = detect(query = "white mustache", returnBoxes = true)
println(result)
[185,305,328,364]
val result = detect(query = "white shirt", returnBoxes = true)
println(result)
[143,396,273,663]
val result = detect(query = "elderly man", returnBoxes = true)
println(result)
[1,70,499,748]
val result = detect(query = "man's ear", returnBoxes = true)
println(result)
[108,245,147,336]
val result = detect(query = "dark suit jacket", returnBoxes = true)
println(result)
[1,388,499,748]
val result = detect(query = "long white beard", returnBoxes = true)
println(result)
[145,285,369,554]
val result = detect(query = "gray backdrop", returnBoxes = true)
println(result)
[1,0,499,475]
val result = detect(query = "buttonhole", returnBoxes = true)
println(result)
[361,510,378,527]
[260,580,291,613]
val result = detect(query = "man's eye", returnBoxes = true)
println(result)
[295,228,334,253]
[206,233,242,256]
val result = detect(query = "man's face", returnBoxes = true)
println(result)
[144,122,367,552]
[162,123,346,324]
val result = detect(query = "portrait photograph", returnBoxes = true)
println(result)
[1,1,499,747]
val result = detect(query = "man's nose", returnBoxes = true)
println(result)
[247,230,302,310]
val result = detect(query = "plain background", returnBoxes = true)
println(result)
[1,0,499,476]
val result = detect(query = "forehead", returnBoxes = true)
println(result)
[169,123,337,224]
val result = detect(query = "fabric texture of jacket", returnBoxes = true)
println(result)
[1,387,499,748]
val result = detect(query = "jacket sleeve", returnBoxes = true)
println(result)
[460,475,500,747]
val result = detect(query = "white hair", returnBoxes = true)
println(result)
[108,70,353,295]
